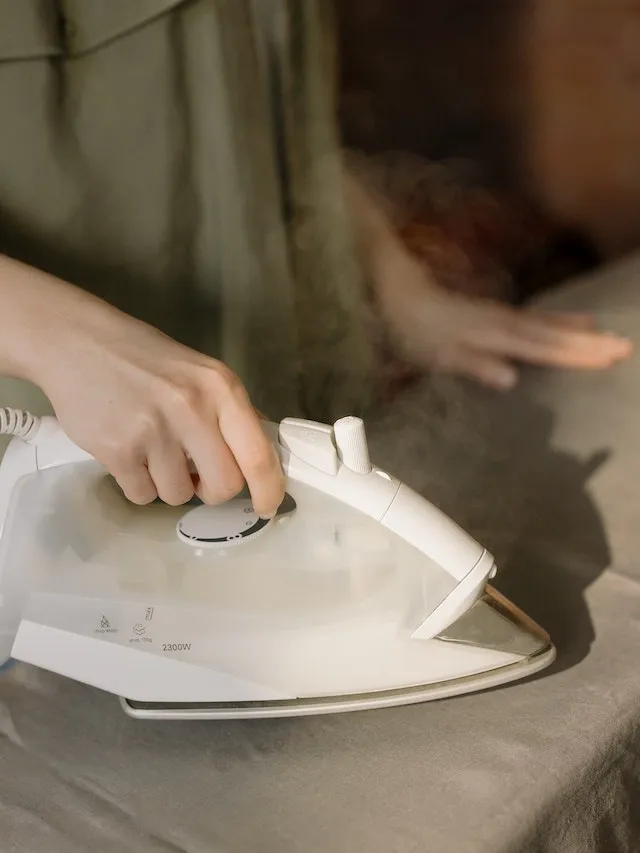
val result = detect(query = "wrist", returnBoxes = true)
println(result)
[0,255,106,387]
[344,169,439,299]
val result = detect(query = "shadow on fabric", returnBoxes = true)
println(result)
[367,373,611,684]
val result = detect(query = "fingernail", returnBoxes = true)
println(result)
[496,369,518,390]
[600,330,630,340]
[605,336,633,354]
[260,512,276,521]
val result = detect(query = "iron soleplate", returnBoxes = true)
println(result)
[120,586,556,720]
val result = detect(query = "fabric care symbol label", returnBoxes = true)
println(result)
[130,620,152,645]
[95,615,117,635]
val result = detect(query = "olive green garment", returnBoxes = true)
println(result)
[0,0,375,421]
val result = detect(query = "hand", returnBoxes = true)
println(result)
[2,259,284,514]
[46,314,284,513]
[375,250,633,391]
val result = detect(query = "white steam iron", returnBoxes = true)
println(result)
[0,407,555,719]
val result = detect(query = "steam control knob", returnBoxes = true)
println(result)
[333,417,371,475]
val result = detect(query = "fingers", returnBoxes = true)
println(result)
[180,392,283,517]
[119,391,281,514]
[180,419,244,504]
[466,306,632,369]
[436,345,518,391]
[217,389,285,518]
[528,310,596,331]
[113,432,244,509]
[110,462,158,505]
[146,439,195,506]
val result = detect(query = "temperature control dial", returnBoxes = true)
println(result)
[177,498,271,548]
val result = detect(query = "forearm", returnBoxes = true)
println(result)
[343,168,439,309]
[342,168,401,264]
[0,255,112,384]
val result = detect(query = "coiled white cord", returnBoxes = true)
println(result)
[0,408,41,442]
[0,407,43,677]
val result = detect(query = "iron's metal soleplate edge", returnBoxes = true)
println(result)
[120,646,555,720]
[119,586,556,720]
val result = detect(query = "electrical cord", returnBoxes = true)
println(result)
[0,407,40,442]
[0,408,34,676]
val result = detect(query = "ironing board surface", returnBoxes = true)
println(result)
[2,254,640,852]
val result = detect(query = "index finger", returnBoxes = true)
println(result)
[468,309,632,369]
[217,394,285,518]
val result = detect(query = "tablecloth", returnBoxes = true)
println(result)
[3,254,640,852]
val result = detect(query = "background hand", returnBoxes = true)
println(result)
[376,251,633,390]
